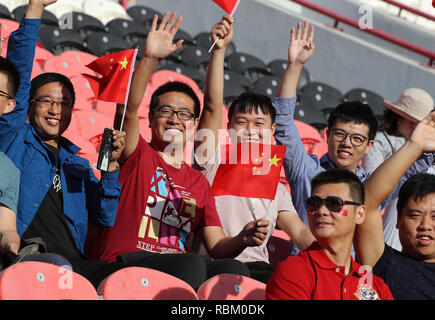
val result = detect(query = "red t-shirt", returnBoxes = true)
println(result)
[89,137,222,262]
[266,242,395,300]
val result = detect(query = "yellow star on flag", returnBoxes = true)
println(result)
[269,154,281,167]
[119,57,129,70]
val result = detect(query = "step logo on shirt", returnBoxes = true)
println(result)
[137,168,197,253]
[354,284,380,300]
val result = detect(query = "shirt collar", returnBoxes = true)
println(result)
[307,242,364,277]
[320,154,369,180]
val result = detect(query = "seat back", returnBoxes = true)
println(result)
[197,273,266,300]
[267,229,291,266]
[0,261,98,300]
[97,267,199,300]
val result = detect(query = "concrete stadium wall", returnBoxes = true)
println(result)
[135,0,435,102]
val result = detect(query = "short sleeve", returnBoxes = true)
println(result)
[0,153,20,213]
[372,244,393,279]
[276,183,296,214]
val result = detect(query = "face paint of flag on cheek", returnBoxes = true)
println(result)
[335,208,348,217]
[308,210,315,216]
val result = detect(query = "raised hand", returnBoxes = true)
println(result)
[210,15,234,50]
[288,21,315,66]
[144,11,183,62]
[409,111,435,152]
[26,0,58,19]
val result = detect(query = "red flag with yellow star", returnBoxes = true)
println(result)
[210,143,286,200]
[81,49,138,104]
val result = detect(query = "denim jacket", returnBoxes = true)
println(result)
[0,18,121,253]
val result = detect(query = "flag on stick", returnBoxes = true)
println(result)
[212,0,241,15]
[210,143,286,200]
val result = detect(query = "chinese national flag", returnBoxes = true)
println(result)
[212,0,241,15]
[210,143,286,200]
[81,49,138,104]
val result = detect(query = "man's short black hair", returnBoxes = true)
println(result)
[0,57,20,98]
[397,173,435,219]
[150,81,201,118]
[311,168,365,204]
[30,72,75,107]
[228,91,276,124]
[328,101,378,140]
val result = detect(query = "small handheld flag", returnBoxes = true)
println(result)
[209,0,241,52]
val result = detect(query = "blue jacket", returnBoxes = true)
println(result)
[1,18,121,253]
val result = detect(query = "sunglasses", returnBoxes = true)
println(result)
[307,196,361,214]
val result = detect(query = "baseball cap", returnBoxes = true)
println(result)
[384,88,434,123]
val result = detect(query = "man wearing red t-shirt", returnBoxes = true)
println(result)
[88,11,269,290]
[266,169,394,300]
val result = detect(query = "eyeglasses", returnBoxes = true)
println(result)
[329,128,368,147]
[306,195,361,213]
[0,89,13,99]
[30,98,72,109]
[155,106,195,121]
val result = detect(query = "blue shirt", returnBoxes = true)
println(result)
[0,18,121,253]
[0,152,20,214]
[273,97,434,235]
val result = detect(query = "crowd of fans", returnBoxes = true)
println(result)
[0,0,434,300]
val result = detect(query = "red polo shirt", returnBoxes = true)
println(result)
[266,242,394,300]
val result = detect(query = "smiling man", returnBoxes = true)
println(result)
[88,11,270,291]
[266,169,394,300]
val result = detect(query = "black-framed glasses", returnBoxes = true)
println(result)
[307,195,361,213]
[0,89,13,100]
[155,106,195,121]
[30,98,72,109]
[329,128,368,147]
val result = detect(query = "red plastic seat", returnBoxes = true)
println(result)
[42,55,95,79]
[70,75,95,111]
[310,141,328,157]
[197,273,266,300]
[97,267,199,300]
[0,261,98,300]
[150,69,201,97]
[267,229,291,266]
[59,50,98,67]
[95,100,117,119]
[294,120,323,153]
[73,110,114,143]
[0,19,19,38]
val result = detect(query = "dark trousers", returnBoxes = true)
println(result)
[245,261,276,284]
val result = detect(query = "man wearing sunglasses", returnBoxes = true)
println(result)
[273,21,435,256]
[266,169,394,300]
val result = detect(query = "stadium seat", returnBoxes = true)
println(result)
[83,0,131,25]
[126,5,163,26]
[59,50,98,67]
[97,267,199,300]
[38,25,87,55]
[85,32,129,57]
[344,87,386,118]
[225,52,270,82]
[106,18,147,46]
[42,55,95,79]
[266,59,288,78]
[95,100,117,120]
[197,273,266,300]
[0,261,98,300]
[150,69,201,99]
[13,5,58,26]
[69,75,96,111]
[157,63,205,91]
[294,120,323,154]
[72,110,114,145]
[267,229,291,266]
[42,0,83,20]
[174,28,195,46]
[222,70,250,105]
[299,81,343,120]
[180,45,210,70]
[139,119,152,142]
[310,141,328,157]
[0,18,19,38]
[59,12,106,40]
[0,4,12,20]
[249,75,281,99]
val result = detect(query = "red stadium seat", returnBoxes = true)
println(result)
[95,100,117,119]
[70,75,95,111]
[150,69,201,97]
[73,110,114,143]
[310,141,328,157]
[294,120,323,153]
[267,229,291,266]
[197,273,266,300]
[59,50,98,67]
[0,261,98,300]
[139,118,151,142]
[97,267,199,300]
[0,19,19,38]
[42,55,95,79]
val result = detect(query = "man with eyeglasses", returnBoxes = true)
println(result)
[266,168,394,300]
[272,21,435,256]
[87,12,269,291]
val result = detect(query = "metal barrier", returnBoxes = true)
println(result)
[381,0,435,22]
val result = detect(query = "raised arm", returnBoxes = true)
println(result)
[194,15,234,165]
[114,11,183,160]
[355,112,435,267]
[277,21,315,98]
